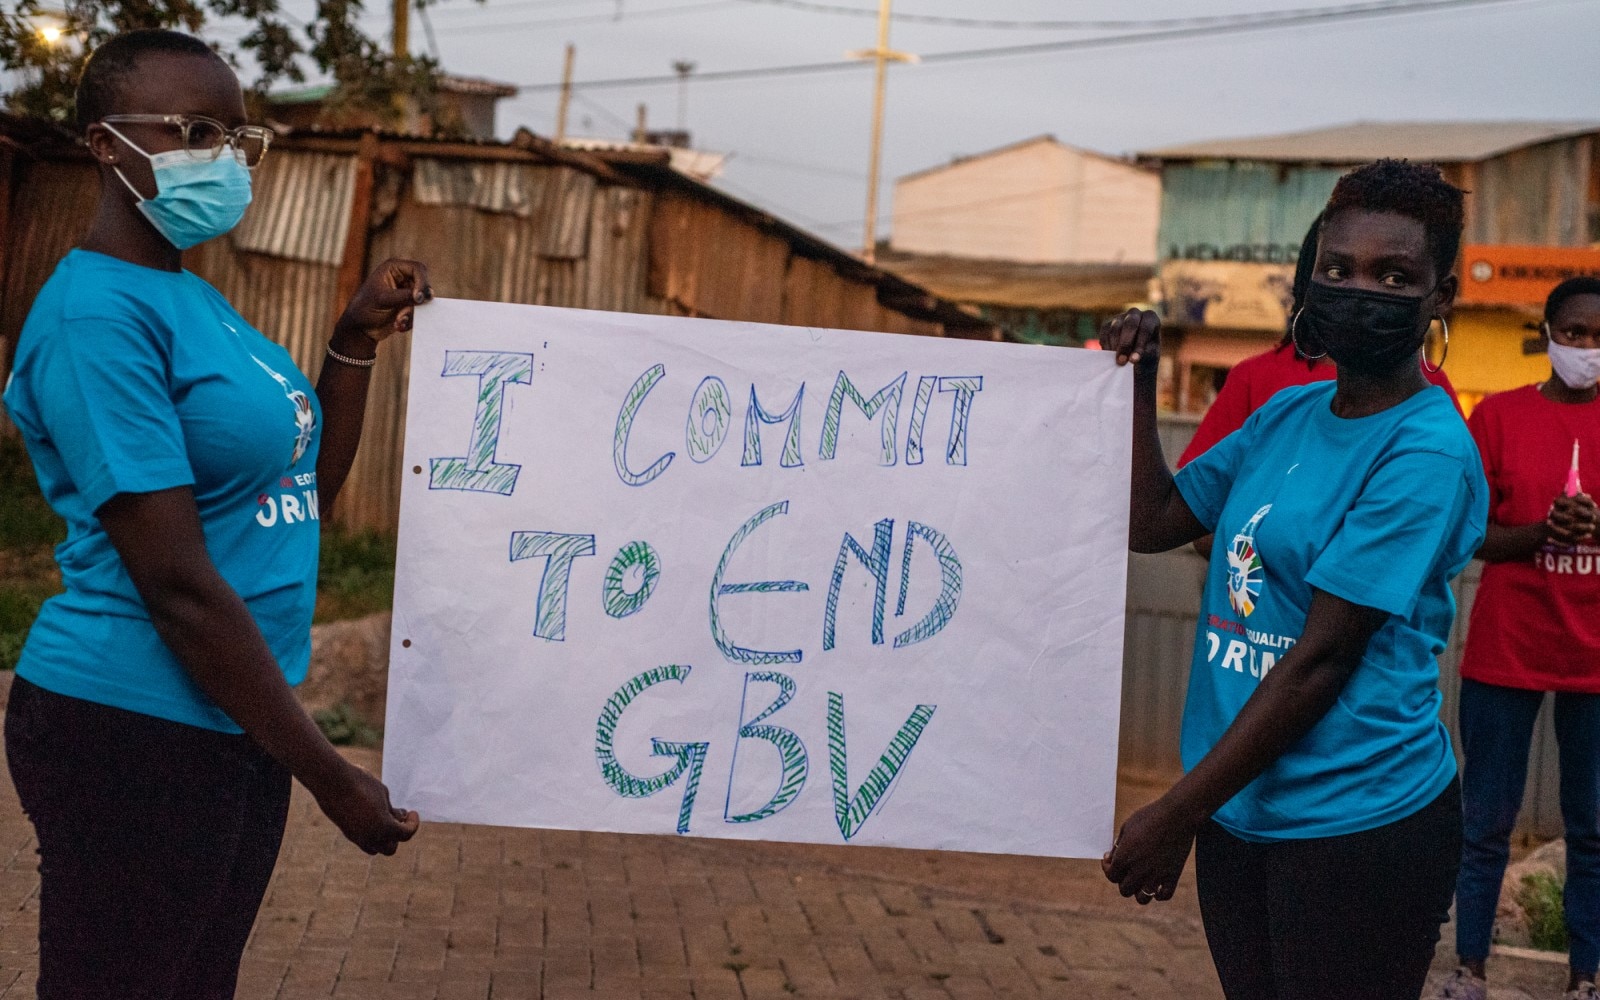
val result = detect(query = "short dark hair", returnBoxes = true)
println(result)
[1323,159,1467,283]
[1545,277,1600,325]
[75,29,219,133]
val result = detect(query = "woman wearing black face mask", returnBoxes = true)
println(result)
[1098,160,1487,998]
[1175,214,1464,560]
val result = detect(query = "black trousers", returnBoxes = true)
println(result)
[1195,779,1461,1000]
[5,676,292,1000]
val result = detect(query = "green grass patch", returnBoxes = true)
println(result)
[0,437,64,669]
[314,527,396,624]
[311,702,382,747]
[1519,871,1569,953]
[0,574,63,670]
[0,437,65,552]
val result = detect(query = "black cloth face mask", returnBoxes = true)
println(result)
[1297,280,1433,377]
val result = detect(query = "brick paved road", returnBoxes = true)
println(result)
[0,747,1567,998]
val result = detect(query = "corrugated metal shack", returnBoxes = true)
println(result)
[0,116,995,535]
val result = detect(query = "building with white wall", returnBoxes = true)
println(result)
[889,135,1160,266]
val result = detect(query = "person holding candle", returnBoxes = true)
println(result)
[1437,276,1600,1000]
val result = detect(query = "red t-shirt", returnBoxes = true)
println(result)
[1459,385,1600,692]
[1176,343,1463,467]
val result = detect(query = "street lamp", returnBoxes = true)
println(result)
[28,9,71,47]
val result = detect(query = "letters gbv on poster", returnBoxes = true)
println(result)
[384,299,1133,859]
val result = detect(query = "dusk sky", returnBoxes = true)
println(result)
[222,0,1597,252]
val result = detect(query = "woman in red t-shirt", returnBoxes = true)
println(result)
[1438,277,1600,1000]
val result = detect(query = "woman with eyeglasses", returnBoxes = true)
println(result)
[1,29,428,997]
[1436,277,1600,1000]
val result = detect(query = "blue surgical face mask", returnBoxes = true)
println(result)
[102,123,253,250]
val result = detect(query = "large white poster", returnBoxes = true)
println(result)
[384,299,1132,858]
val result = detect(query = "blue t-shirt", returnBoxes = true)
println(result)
[1174,381,1487,841]
[3,250,323,732]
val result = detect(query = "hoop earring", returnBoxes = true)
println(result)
[1423,316,1449,374]
[1290,309,1327,360]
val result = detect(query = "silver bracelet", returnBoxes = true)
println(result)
[326,344,377,369]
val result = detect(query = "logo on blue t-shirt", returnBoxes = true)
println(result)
[248,352,316,466]
[1227,504,1272,617]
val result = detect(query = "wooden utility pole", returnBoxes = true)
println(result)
[392,0,409,57]
[848,0,915,265]
[555,44,577,143]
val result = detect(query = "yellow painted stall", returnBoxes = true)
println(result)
[1444,244,1600,415]
[1440,307,1548,416]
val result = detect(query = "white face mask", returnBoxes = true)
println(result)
[1547,332,1600,390]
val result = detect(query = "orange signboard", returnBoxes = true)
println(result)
[1459,244,1600,307]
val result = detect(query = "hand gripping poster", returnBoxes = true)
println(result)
[383,299,1132,858]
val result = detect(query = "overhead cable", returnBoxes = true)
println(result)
[433,0,739,34]
[514,0,1554,90]
[742,0,1461,30]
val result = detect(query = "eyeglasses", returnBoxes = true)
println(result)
[99,114,275,169]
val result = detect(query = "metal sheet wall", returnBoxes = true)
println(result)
[650,190,945,338]
[231,151,357,266]
[0,158,99,435]
[649,190,791,325]
[1156,162,1343,258]
[341,160,945,534]
[1468,138,1593,247]
[345,160,664,534]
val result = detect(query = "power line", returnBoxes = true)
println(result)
[431,0,737,33]
[742,0,1464,30]
[516,0,1555,90]
[417,1,443,59]
[728,150,868,180]
[425,0,616,16]
[572,90,637,133]
[711,175,838,231]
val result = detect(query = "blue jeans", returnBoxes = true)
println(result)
[1455,678,1600,974]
